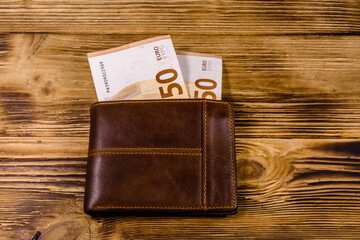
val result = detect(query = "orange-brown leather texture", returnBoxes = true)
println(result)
[84,100,237,215]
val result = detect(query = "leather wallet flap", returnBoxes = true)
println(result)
[84,100,237,215]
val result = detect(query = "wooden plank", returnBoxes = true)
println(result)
[0,29,359,239]
[0,0,360,34]
[2,33,360,95]
[2,139,360,239]
[0,34,359,152]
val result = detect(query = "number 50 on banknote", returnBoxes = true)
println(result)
[87,35,189,101]
[177,51,222,100]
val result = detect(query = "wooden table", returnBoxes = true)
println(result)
[1,1,359,239]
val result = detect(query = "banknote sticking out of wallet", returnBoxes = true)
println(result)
[87,35,222,102]
[84,36,237,215]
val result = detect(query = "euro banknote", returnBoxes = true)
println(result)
[177,51,222,100]
[87,35,189,101]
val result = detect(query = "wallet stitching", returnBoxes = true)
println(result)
[89,147,201,153]
[203,101,207,209]
[228,102,236,208]
[90,147,201,150]
[95,206,232,209]
[89,152,201,156]
[89,100,235,212]
[90,100,229,110]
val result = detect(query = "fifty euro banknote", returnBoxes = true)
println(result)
[177,51,222,100]
[87,35,189,101]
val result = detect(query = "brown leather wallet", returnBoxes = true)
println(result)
[84,99,237,215]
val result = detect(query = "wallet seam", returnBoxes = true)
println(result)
[95,206,232,209]
[89,147,201,151]
[202,101,236,210]
[228,102,236,208]
[88,147,201,154]
[203,100,208,209]
[90,99,229,110]
[88,100,236,212]
[88,152,201,156]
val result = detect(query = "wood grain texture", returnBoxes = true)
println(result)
[2,139,360,239]
[0,0,360,34]
[1,0,360,239]
[0,34,359,144]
